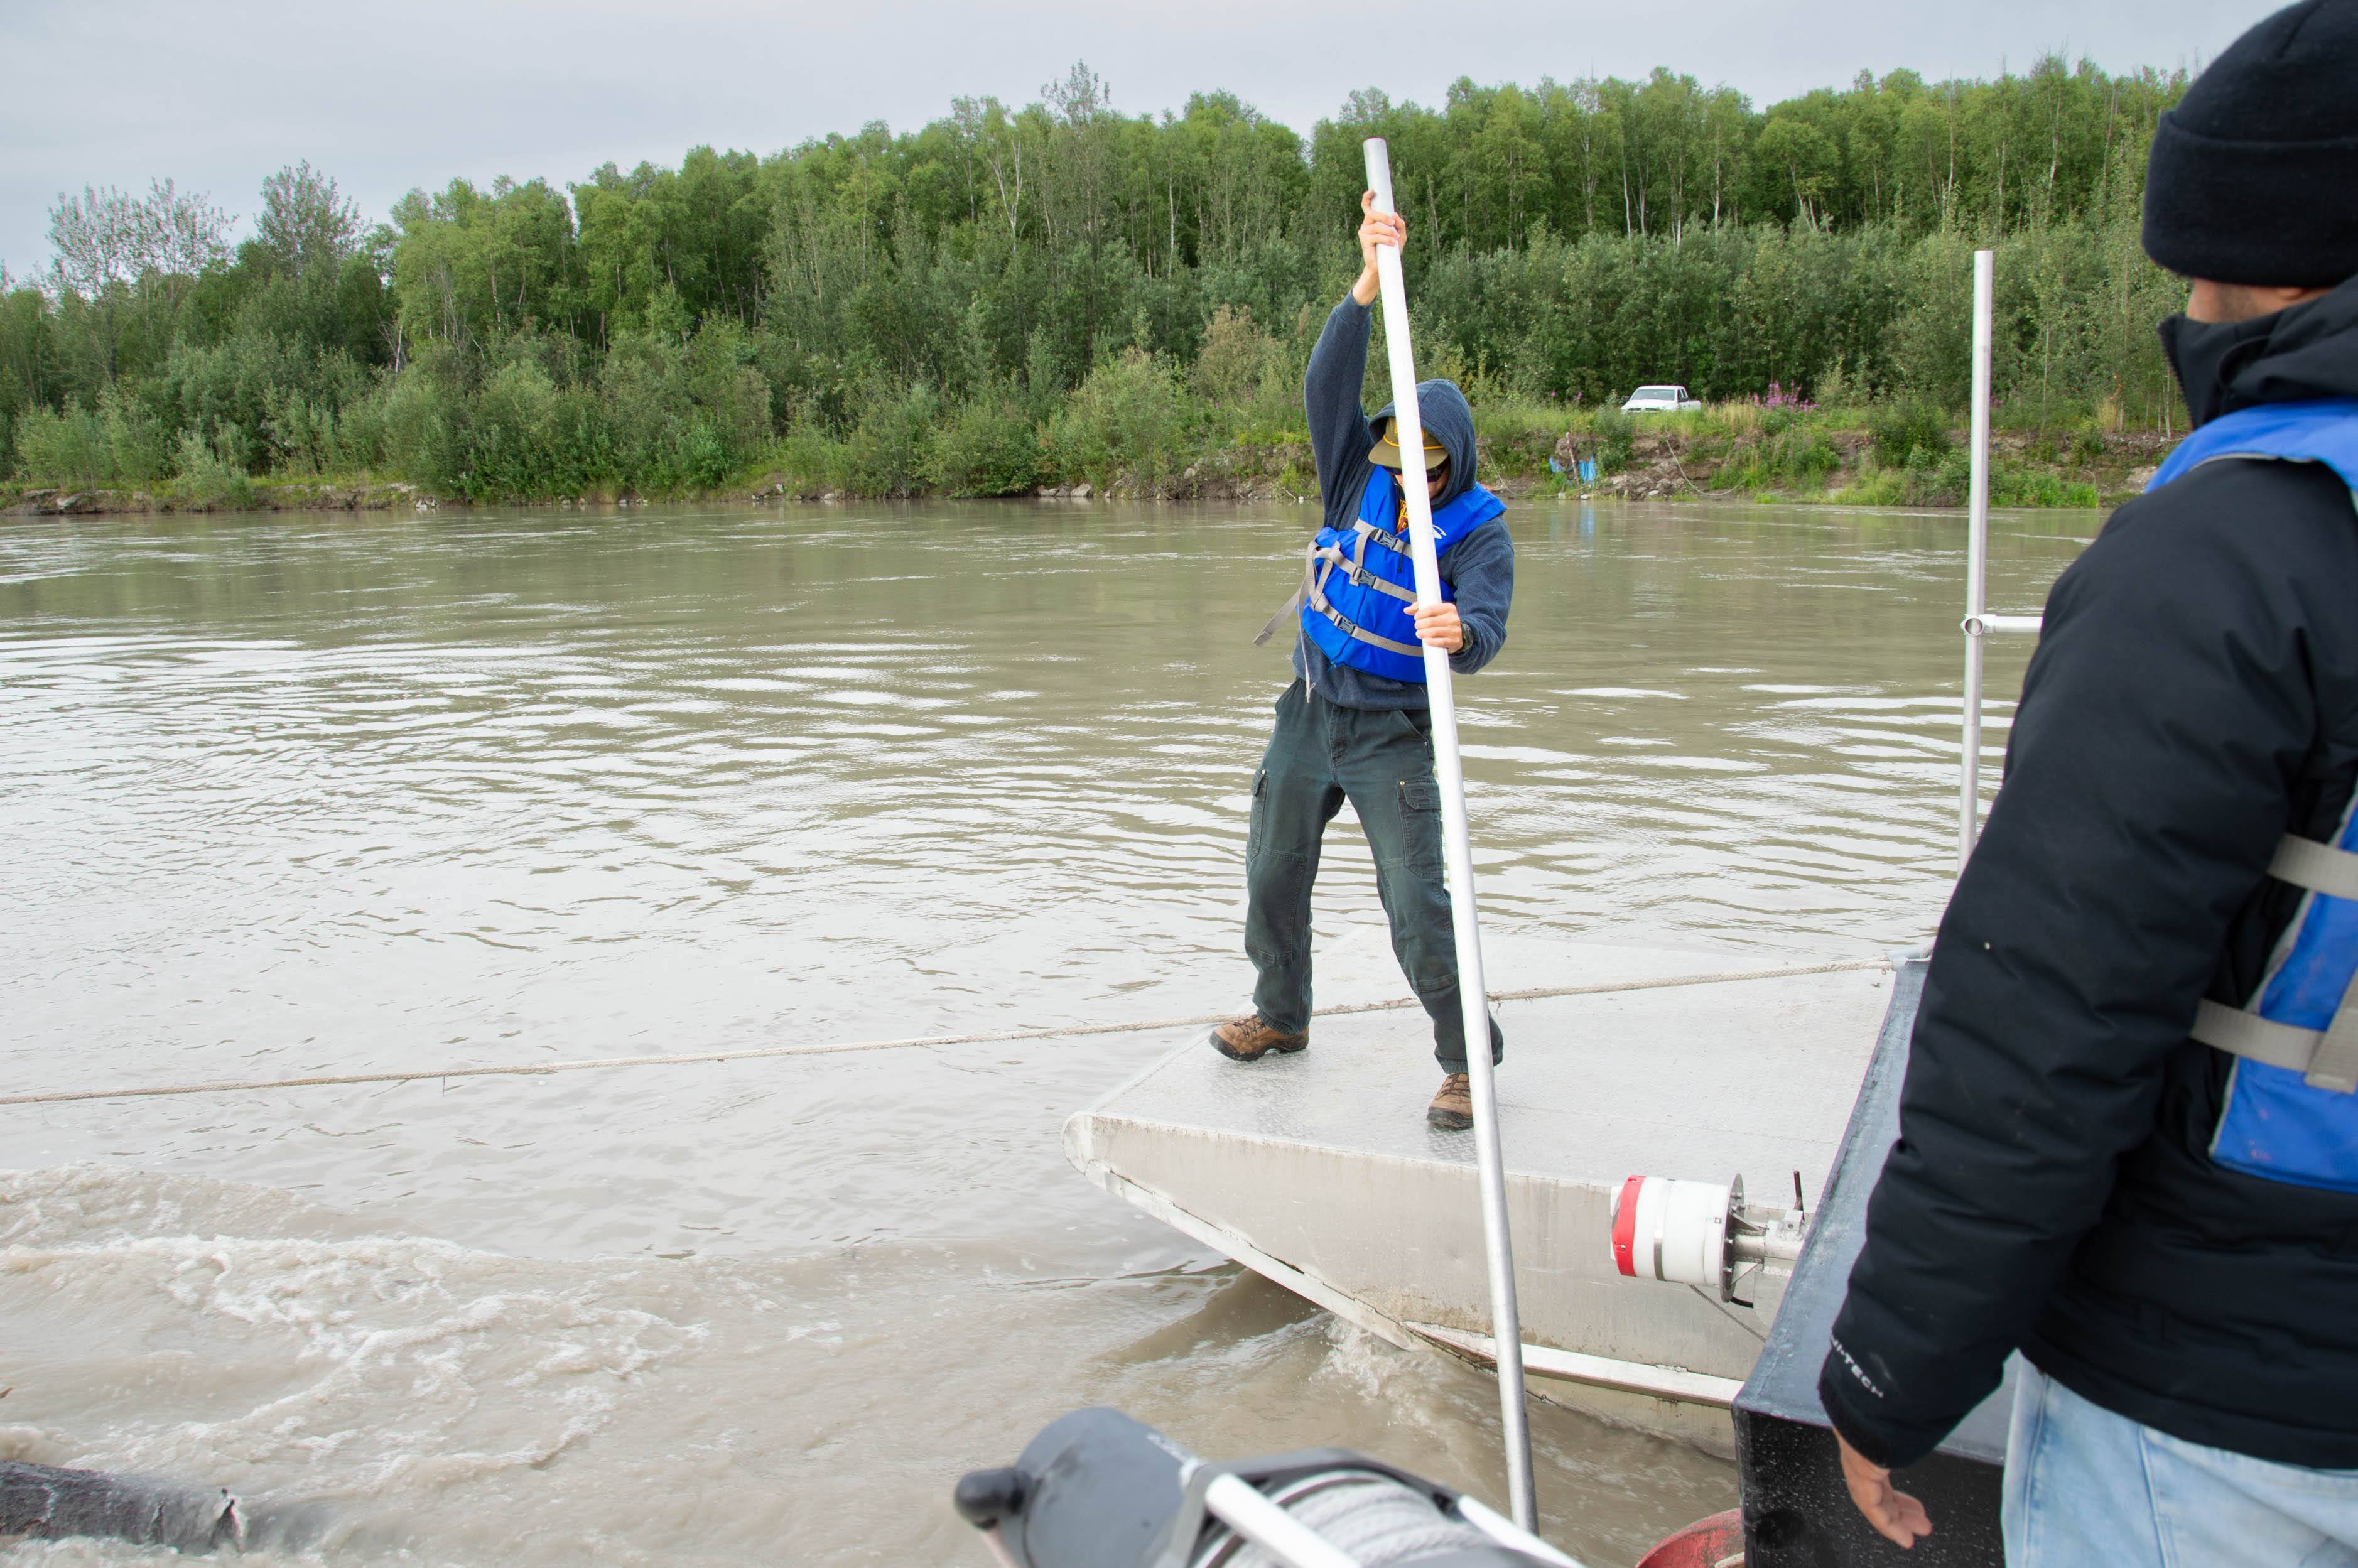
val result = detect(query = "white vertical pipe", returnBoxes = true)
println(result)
[1362,136,1536,1532]
[1959,249,1994,874]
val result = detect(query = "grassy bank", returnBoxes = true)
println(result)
[1481,401,2166,509]
[4,392,2160,517]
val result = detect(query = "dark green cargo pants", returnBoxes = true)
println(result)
[1244,679,1503,1070]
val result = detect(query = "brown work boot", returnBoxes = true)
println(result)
[1209,1013,1308,1062]
[1428,1073,1474,1130]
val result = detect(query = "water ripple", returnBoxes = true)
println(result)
[0,501,2074,1255]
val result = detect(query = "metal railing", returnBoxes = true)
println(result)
[1958,248,2045,873]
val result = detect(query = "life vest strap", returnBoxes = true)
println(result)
[2192,998,2358,1094]
[1305,524,1429,656]
[1253,539,1320,648]
[2193,825,2358,1092]
[2268,832,2358,902]
[1305,579,1425,658]
[1311,543,1418,604]
[1252,529,1441,655]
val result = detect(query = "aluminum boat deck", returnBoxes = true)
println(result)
[1064,936,1912,1448]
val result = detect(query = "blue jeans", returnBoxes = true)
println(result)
[2005,1361,2358,1566]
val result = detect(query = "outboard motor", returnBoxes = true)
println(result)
[953,1408,1581,1568]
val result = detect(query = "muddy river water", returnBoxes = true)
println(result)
[0,498,2080,1565]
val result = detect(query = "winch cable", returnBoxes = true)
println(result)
[0,957,1886,1110]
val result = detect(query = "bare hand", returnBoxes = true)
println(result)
[1837,1432,1932,1549]
[1412,601,1464,653]
[1351,191,1406,306]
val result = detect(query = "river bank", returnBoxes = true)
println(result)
[1,408,2165,518]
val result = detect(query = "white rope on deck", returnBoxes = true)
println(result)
[0,957,1889,1110]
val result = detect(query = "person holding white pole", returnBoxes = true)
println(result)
[1213,188,1515,1130]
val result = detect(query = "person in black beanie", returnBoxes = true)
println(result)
[1817,2,2358,1562]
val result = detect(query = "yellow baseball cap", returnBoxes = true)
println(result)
[1370,418,1447,472]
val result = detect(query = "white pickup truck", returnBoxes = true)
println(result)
[1620,384,1703,414]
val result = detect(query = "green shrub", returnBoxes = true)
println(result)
[845,384,941,497]
[598,330,684,485]
[1825,441,1957,507]
[100,384,173,482]
[684,333,774,468]
[1192,305,1270,408]
[1920,445,1972,503]
[377,352,471,492]
[936,396,1041,496]
[773,427,848,492]
[1871,403,1953,468]
[173,428,254,508]
[1996,395,2094,433]
[1813,355,1864,411]
[1830,467,1912,507]
[1991,464,2101,507]
[262,388,342,476]
[335,389,390,473]
[15,403,111,485]
[1589,408,1636,474]
[671,419,728,489]
[1470,397,1566,479]
[466,359,566,498]
[1722,426,1842,491]
[13,387,173,486]
[1193,305,1306,442]
[1046,349,1204,494]
[1842,447,2095,508]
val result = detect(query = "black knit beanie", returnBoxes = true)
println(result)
[2143,0,2358,287]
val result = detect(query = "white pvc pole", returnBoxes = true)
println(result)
[1205,1475,1367,1568]
[1958,249,1994,873]
[1362,136,1536,1532]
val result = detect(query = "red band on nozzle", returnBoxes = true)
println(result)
[1612,1175,1644,1277]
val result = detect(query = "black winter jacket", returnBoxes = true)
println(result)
[1820,275,2358,1471]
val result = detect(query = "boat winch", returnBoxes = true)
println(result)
[954,1408,1582,1568]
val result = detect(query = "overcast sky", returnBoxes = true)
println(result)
[0,0,2286,277]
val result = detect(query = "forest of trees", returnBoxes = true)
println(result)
[0,55,2192,500]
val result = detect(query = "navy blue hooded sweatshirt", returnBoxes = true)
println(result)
[1292,296,1514,711]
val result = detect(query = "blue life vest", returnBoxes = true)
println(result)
[2154,399,2358,1192]
[1294,467,1506,684]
